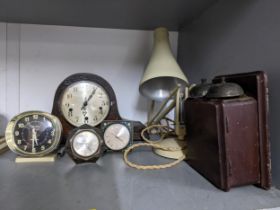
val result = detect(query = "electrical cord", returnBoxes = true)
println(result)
[123,124,186,170]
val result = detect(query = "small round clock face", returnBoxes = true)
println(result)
[5,112,62,156]
[61,81,110,127]
[104,123,131,150]
[72,131,100,157]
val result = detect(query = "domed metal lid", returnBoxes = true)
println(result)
[205,77,244,99]
[189,79,212,98]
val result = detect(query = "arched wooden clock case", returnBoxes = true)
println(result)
[52,73,145,144]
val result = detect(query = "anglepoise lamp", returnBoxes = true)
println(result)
[139,27,189,159]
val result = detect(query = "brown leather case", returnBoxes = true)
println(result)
[213,71,271,189]
[185,71,271,191]
[186,97,259,191]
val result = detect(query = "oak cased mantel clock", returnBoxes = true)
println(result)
[52,73,123,143]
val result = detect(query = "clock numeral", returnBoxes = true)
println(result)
[99,107,103,115]
[41,145,45,151]
[18,123,24,128]
[68,108,73,117]
[101,101,109,106]
[93,116,98,121]
[51,129,55,136]
[73,87,78,92]
[67,94,72,99]
[17,140,22,145]
[15,131,19,136]
[33,115,38,120]
[32,148,36,153]
[65,103,70,107]
[24,145,27,151]
[24,117,29,122]
[48,139,52,144]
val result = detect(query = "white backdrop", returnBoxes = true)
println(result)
[0,23,178,135]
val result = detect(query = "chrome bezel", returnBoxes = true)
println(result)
[69,128,103,160]
[102,121,132,151]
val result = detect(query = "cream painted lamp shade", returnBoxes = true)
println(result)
[139,27,189,101]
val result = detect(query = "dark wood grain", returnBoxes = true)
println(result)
[213,71,271,189]
[185,97,260,191]
[51,73,145,144]
[51,73,122,144]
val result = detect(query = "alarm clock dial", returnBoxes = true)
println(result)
[61,81,110,127]
[72,131,100,157]
[5,111,62,156]
[104,123,131,150]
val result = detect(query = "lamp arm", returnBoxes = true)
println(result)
[147,86,179,126]
[151,100,176,125]
[175,87,188,140]
[148,100,156,122]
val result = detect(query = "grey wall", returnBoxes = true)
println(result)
[178,0,280,188]
[0,0,217,30]
[0,23,179,135]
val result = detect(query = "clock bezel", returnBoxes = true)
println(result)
[66,124,104,163]
[60,80,111,127]
[101,120,133,151]
[5,111,62,157]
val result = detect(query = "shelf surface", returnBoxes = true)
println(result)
[0,0,218,30]
[1,151,280,210]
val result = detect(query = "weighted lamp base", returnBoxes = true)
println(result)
[153,137,187,159]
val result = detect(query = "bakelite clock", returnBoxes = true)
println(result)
[5,111,62,157]
[66,125,104,163]
[52,73,123,143]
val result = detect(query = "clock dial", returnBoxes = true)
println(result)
[72,131,100,157]
[14,116,54,153]
[5,111,62,157]
[103,122,131,151]
[61,81,110,127]
[67,125,104,163]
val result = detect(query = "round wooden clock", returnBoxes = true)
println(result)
[52,73,122,144]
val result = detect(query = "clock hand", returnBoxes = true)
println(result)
[34,129,38,146]
[87,87,97,103]
[86,145,92,152]
[31,129,35,152]
[81,88,97,109]
[114,135,123,142]
[32,127,38,146]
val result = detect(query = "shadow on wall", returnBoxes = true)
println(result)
[178,0,257,82]
[0,114,8,136]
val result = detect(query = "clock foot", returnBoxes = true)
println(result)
[15,154,57,163]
